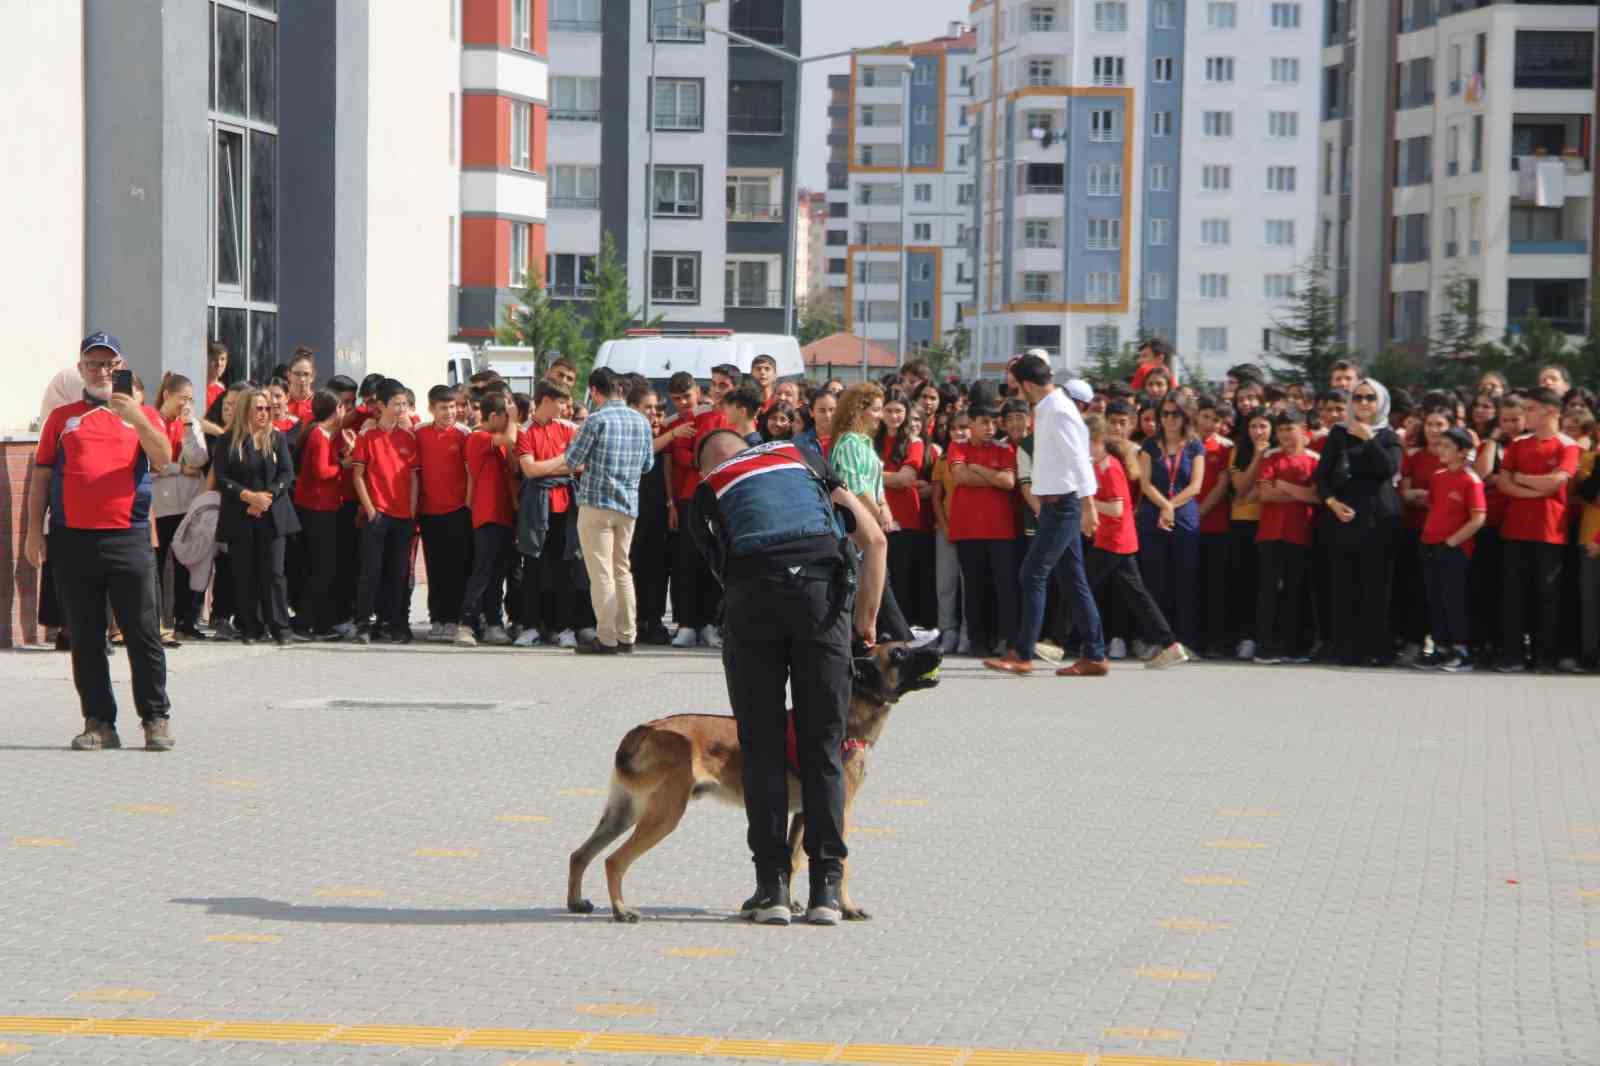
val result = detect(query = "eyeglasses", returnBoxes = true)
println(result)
[81,360,117,372]
[1353,393,1378,402]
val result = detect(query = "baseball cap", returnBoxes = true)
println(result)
[80,331,123,359]
[1064,379,1094,405]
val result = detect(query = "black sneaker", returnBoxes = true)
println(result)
[739,872,791,925]
[1414,649,1447,671]
[1493,658,1525,674]
[639,623,672,645]
[1439,649,1474,673]
[351,628,373,646]
[618,642,635,655]
[574,639,619,656]
[388,625,414,645]
[174,624,208,642]
[805,873,843,926]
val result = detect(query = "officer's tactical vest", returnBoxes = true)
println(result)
[702,441,843,558]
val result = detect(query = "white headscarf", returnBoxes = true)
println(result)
[40,367,86,422]
[1349,377,1391,434]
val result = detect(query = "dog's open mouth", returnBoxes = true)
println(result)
[900,646,944,694]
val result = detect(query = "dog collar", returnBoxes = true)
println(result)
[842,738,870,756]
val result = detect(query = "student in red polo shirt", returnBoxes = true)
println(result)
[293,388,351,639]
[350,379,420,644]
[204,341,229,411]
[670,365,739,648]
[284,347,317,425]
[1492,386,1580,671]
[455,392,519,646]
[415,384,473,642]
[509,381,580,648]
[749,353,778,412]
[1253,410,1320,664]
[26,333,175,751]
[947,403,1019,656]
[1419,427,1486,671]
[1193,396,1234,657]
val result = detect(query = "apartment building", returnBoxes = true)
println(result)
[824,25,978,360]
[794,188,832,312]
[1321,0,1599,358]
[969,0,1323,379]
[544,0,800,333]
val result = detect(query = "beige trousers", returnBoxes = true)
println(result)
[576,505,637,646]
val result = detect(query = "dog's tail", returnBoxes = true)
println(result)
[614,725,655,774]
[613,724,691,790]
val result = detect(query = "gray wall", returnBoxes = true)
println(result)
[83,0,209,394]
[904,249,936,348]
[1065,96,1125,304]
[727,0,801,313]
[1141,0,1182,341]
[599,1,633,272]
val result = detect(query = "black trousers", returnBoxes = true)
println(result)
[1472,527,1503,654]
[632,518,671,630]
[419,508,472,624]
[670,500,721,629]
[333,501,360,626]
[356,512,414,630]
[956,538,1019,649]
[154,514,198,628]
[1394,529,1426,646]
[1330,524,1399,662]
[1422,543,1472,648]
[722,572,850,877]
[1501,539,1564,667]
[1309,523,1337,648]
[461,522,515,629]
[1086,547,1174,646]
[1228,520,1259,644]
[888,529,936,630]
[285,530,307,625]
[50,528,170,725]
[522,511,579,635]
[296,507,340,634]
[229,523,292,637]
[210,552,236,627]
[1256,540,1310,658]
[1197,531,1230,653]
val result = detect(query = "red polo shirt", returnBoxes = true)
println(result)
[415,422,470,516]
[946,440,1017,541]
[1501,433,1580,544]
[880,435,926,531]
[516,418,576,514]
[1092,453,1138,555]
[1256,451,1318,546]
[665,410,704,502]
[286,395,314,426]
[352,423,419,519]
[1197,433,1232,535]
[293,425,345,512]
[1423,466,1487,557]
[206,382,225,409]
[36,400,165,530]
[1402,448,1444,532]
[466,429,514,528]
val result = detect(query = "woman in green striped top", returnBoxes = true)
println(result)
[829,383,891,533]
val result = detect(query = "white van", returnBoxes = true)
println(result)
[444,344,539,394]
[594,330,803,381]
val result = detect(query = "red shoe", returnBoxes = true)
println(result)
[983,651,1033,676]
[1055,658,1110,677]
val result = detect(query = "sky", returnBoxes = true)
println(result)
[794,0,972,188]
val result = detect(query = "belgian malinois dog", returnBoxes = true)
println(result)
[567,641,943,923]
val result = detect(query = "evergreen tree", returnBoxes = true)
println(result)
[796,299,843,346]
[497,268,587,380]
[1269,256,1350,387]
[1086,319,1140,385]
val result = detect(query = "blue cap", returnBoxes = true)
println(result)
[80,331,123,358]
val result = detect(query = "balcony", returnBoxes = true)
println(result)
[549,195,600,210]
[730,113,784,135]
[727,202,785,223]
[730,24,785,46]
[726,288,783,309]
[552,108,602,122]
[652,111,705,131]
[1019,288,1061,304]
[1509,240,1589,254]
[548,283,596,300]
[550,18,601,33]
[1513,154,1593,205]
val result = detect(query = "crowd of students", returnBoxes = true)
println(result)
[72,335,1600,676]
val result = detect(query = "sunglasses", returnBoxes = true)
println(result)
[1353,393,1378,402]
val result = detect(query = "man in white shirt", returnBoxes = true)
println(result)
[985,352,1108,677]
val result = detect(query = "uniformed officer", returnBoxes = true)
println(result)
[688,429,886,926]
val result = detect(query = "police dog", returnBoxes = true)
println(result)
[567,641,943,923]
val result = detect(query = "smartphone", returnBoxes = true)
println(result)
[111,369,134,396]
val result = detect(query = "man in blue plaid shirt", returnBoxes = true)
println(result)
[565,367,656,654]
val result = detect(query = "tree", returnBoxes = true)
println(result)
[1429,270,1491,362]
[796,299,843,347]
[1269,256,1350,387]
[918,323,969,381]
[1086,319,1140,386]
[497,268,587,380]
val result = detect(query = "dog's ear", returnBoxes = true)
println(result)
[889,645,909,664]
[852,654,884,694]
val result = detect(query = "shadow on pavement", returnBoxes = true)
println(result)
[170,896,727,925]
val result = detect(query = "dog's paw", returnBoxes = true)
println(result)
[612,906,642,924]
[842,906,872,921]
[568,898,595,915]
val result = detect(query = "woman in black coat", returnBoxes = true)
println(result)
[1315,377,1405,665]
[212,387,302,646]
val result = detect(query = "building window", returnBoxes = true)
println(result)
[652,0,706,42]
[1149,164,1171,191]
[651,252,701,303]
[914,105,934,125]
[1086,272,1120,304]
[1146,272,1170,300]
[1022,273,1056,302]
[1151,111,1172,138]
[1391,291,1428,341]
[1087,324,1120,352]
[652,78,704,130]
[913,222,933,241]
[957,183,975,205]
[914,183,933,203]
[551,76,601,120]
[1267,166,1296,191]
[1087,217,1122,250]
[1270,57,1300,83]
[651,165,702,217]
[910,300,931,321]
[1087,162,1122,196]
[1265,219,1296,245]
[1197,326,1228,352]
[511,101,531,170]
[1149,217,1171,245]
[1089,109,1121,142]
[1203,111,1234,138]
[1201,165,1231,191]
[729,0,786,46]
[1514,30,1595,90]
[913,60,935,86]
[725,259,776,308]
[1152,56,1174,83]
[510,222,531,287]
[1154,0,1177,29]
[1024,220,1056,248]
[1028,59,1057,86]
[1207,1,1236,28]
[726,172,781,222]
[826,228,847,244]
[1093,2,1128,32]
[1201,218,1231,245]
[1029,4,1056,31]
[511,0,532,50]
[551,164,599,209]
[1264,273,1294,299]
[1199,273,1229,300]
[911,144,933,165]
[915,260,934,282]
[1269,3,1301,28]
[1393,135,1433,186]
[1269,111,1299,138]
[1093,56,1126,86]
[1205,56,1234,83]
[550,0,602,32]
[729,80,784,135]
[546,252,598,299]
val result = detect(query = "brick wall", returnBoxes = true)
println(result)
[0,439,43,648]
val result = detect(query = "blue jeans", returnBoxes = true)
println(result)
[1017,494,1104,661]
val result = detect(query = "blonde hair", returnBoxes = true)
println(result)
[832,382,885,439]
[228,387,277,459]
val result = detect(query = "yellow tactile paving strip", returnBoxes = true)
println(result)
[0,1016,1326,1065]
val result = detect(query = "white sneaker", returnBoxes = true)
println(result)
[1034,640,1065,665]
[1146,642,1191,670]
[671,626,700,648]
[483,625,512,646]
[576,627,598,644]
[1236,639,1256,661]
[556,628,578,649]
[910,627,940,645]
[700,625,723,649]
[426,622,446,643]
[1108,637,1128,660]
[1131,639,1153,661]
[513,629,542,648]
[453,626,477,647]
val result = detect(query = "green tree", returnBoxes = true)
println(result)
[497,268,587,379]
[1086,319,1140,386]
[1269,256,1350,387]
[796,299,843,347]
[1501,312,1573,378]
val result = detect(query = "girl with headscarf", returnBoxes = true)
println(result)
[1314,377,1405,665]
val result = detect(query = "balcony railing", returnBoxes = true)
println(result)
[729,25,785,46]
[1019,289,1061,303]
[550,18,601,32]
[549,195,600,210]
[552,108,602,122]
[728,202,785,222]
[1022,183,1065,195]
[726,287,783,309]
[652,286,700,304]
[730,113,784,135]
[1509,239,1589,254]
[548,283,596,300]
[1023,237,1059,249]
[653,21,705,42]
[654,112,705,131]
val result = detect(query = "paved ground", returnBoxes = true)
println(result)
[1,633,1598,1066]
